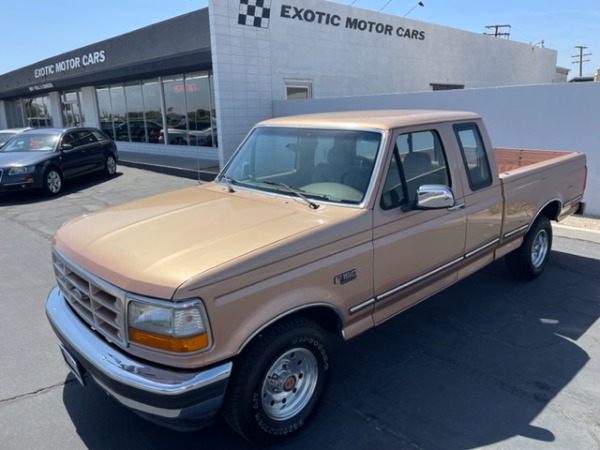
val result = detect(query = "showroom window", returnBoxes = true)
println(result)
[95,71,216,147]
[3,98,27,128]
[61,90,84,127]
[26,95,53,127]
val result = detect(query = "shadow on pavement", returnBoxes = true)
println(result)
[0,171,122,206]
[61,250,600,449]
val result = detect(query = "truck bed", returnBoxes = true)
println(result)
[494,147,576,174]
[495,147,586,238]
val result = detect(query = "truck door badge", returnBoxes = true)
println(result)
[334,269,357,285]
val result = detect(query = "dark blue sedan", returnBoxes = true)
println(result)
[0,127,118,195]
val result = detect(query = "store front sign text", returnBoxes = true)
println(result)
[29,82,54,92]
[280,5,425,40]
[34,50,106,79]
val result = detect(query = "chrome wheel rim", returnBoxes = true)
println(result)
[531,229,549,268]
[261,347,318,421]
[46,171,61,194]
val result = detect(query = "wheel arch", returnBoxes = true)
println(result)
[44,162,63,175]
[530,199,561,229]
[538,199,561,221]
[237,303,344,355]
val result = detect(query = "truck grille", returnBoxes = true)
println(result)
[52,248,127,347]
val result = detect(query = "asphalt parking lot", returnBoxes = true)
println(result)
[1,165,599,450]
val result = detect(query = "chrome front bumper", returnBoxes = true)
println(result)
[45,286,232,431]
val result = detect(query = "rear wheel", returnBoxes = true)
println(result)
[222,317,332,445]
[506,215,552,280]
[43,168,62,195]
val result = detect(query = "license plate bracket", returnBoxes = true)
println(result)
[59,344,86,386]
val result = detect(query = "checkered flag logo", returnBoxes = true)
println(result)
[238,0,271,28]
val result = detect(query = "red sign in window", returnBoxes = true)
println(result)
[172,83,198,93]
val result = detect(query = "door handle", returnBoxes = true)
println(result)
[447,202,465,211]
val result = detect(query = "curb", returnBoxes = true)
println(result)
[553,223,600,244]
[119,160,218,182]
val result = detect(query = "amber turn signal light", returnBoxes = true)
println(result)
[128,328,209,352]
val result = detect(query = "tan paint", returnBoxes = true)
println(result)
[51,110,587,369]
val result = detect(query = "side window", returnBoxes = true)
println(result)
[61,133,75,148]
[92,130,108,142]
[454,123,492,190]
[380,151,405,210]
[380,130,450,210]
[72,130,96,146]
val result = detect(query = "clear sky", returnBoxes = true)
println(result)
[0,0,598,78]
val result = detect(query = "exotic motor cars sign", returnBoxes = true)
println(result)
[280,4,426,40]
[34,50,106,79]
[238,1,426,40]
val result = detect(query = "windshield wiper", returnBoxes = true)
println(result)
[220,175,237,193]
[262,181,320,210]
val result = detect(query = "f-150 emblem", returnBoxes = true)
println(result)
[334,269,357,285]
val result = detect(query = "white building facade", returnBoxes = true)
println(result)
[0,0,559,166]
[209,0,557,163]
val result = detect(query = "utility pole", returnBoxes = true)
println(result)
[484,24,511,39]
[572,45,591,77]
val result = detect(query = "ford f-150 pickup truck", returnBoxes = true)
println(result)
[46,110,587,444]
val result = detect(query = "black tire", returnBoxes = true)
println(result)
[222,317,332,445]
[506,215,552,281]
[43,167,63,195]
[105,154,117,176]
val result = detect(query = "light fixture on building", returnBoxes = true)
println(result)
[403,1,424,16]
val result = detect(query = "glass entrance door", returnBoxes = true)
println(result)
[61,90,83,127]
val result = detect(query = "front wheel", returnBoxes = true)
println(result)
[222,317,332,445]
[506,215,552,280]
[43,168,63,195]
[105,154,117,176]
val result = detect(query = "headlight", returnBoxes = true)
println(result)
[9,165,35,175]
[127,297,210,353]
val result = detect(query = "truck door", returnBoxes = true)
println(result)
[372,128,467,324]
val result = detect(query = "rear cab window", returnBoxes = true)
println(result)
[453,123,492,191]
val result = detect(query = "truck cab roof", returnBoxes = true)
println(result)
[260,109,482,130]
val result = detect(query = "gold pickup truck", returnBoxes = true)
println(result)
[45,110,587,444]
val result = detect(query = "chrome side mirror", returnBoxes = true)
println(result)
[416,185,455,209]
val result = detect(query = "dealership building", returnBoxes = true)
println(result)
[0,0,560,167]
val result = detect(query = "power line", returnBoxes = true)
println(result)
[404,1,424,17]
[378,0,394,12]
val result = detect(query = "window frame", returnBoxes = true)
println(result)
[380,128,452,211]
[453,122,493,191]
[285,80,313,100]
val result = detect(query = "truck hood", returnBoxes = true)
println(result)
[54,183,361,299]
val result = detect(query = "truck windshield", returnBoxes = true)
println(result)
[220,127,381,205]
